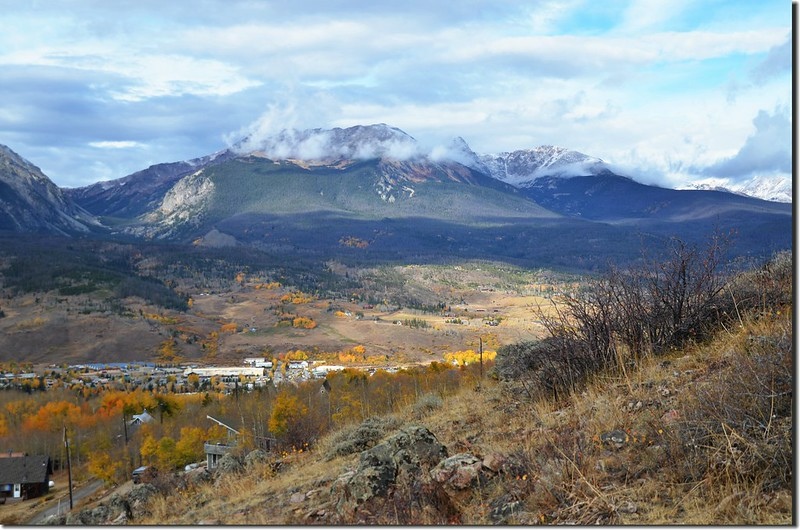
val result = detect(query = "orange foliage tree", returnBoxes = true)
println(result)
[23,401,83,433]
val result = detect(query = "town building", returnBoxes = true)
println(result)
[0,455,52,501]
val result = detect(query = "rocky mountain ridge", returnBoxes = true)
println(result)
[0,144,99,234]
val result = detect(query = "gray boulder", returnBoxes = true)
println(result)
[214,453,243,475]
[430,453,484,490]
[332,425,449,517]
[244,449,269,468]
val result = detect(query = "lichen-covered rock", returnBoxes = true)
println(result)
[488,493,523,524]
[185,466,213,487]
[244,449,269,468]
[215,453,243,475]
[482,452,506,473]
[332,425,449,517]
[430,453,483,490]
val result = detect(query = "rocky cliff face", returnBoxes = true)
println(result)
[0,144,99,235]
[130,170,216,239]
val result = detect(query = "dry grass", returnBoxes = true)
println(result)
[133,299,792,525]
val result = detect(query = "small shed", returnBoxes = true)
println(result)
[0,455,52,500]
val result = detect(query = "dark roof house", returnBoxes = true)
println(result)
[0,455,52,500]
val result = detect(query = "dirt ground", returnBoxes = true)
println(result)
[0,262,575,366]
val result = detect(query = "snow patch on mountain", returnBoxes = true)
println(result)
[233,124,422,163]
[681,175,791,203]
[478,146,608,187]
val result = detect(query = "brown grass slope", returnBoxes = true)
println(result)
[137,259,793,525]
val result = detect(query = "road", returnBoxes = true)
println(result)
[26,478,105,525]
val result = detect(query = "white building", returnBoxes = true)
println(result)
[243,358,273,369]
[184,367,265,378]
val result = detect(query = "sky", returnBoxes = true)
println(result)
[0,0,792,189]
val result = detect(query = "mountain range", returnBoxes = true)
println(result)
[0,124,791,269]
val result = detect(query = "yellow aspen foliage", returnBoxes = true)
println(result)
[88,451,121,485]
[268,393,308,437]
[284,350,309,361]
[338,352,357,363]
[202,331,219,359]
[281,292,314,304]
[140,433,158,465]
[292,317,317,329]
[155,436,178,470]
[352,345,366,355]
[157,339,181,363]
[175,426,207,466]
[443,349,497,366]
[22,401,83,433]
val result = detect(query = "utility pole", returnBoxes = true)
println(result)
[63,425,73,511]
[479,337,484,382]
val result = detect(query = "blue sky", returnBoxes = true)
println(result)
[0,0,791,189]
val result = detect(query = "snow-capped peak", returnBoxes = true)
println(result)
[232,124,421,163]
[478,145,608,187]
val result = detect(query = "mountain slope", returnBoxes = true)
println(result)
[63,124,791,264]
[127,155,559,241]
[65,150,235,219]
[0,144,99,235]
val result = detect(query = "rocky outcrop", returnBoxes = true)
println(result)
[0,144,99,234]
[60,483,158,526]
[330,425,456,523]
[132,170,214,239]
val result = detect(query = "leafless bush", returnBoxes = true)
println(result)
[676,320,792,492]
[324,415,402,459]
[723,251,792,320]
[498,234,732,397]
[412,393,444,418]
[495,337,602,401]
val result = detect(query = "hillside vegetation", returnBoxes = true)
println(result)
[89,248,791,525]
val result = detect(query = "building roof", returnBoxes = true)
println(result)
[0,455,51,484]
[130,409,155,424]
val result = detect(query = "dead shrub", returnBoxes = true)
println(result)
[323,415,402,459]
[675,320,792,492]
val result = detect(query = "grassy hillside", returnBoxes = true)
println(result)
[125,252,792,525]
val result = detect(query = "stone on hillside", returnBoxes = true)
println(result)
[482,452,506,473]
[244,449,269,467]
[332,425,449,517]
[215,453,243,475]
[430,453,484,490]
[185,466,212,487]
[600,429,629,449]
[488,493,523,524]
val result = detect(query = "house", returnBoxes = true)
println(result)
[0,455,52,500]
[129,409,155,426]
[204,416,240,469]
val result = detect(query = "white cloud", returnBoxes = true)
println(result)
[701,106,791,181]
[0,1,791,190]
[88,141,144,149]
[616,0,691,34]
